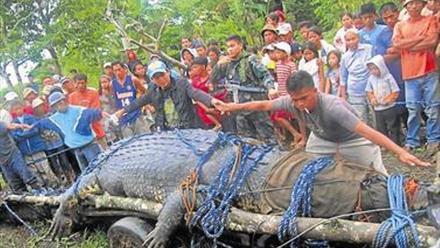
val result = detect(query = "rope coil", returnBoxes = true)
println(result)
[277,156,334,247]
[372,174,420,248]
[188,132,273,242]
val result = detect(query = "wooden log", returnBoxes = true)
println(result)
[4,194,60,206]
[85,194,439,247]
[4,193,439,246]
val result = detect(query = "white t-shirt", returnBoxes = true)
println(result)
[298,58,320,89]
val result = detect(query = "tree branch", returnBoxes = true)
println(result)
[105,0,184,69]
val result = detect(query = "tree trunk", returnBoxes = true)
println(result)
[11,60,23,87]
[46,45,62,75]
[0,63,14,91]
[5,193,439,246]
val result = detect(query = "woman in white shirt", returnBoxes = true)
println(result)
[334,12,355,53]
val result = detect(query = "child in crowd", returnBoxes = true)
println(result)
[99,75,123,144]
[353,13,365,30]
[262,44,277,79]
[35,92,104,171]
[365,55,401,145]
[273,42,297,95]
[307,26,336,61]
[189,56,222,131]
[181,48,196,78]
[32,98,76,184]
[265,12,281,27]
[325,50,342,96]
[207,47,221,66]
[290,43,303,66]
[298,42,325,90]
[334,12,354,52]
[272,42,302,147]
[9,100,59,187]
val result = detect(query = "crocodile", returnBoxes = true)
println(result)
[49,129,433,248]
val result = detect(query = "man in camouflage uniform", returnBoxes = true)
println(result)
[210,35,278,143]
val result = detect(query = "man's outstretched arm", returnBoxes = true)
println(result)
[354,121,430,167]
[215,100,275,113]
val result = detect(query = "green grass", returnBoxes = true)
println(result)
[0,222,109,248]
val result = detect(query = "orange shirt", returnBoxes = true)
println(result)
[393,16,438,80]
[68,88,105,139]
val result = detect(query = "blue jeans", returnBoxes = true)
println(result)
[74,142,102,171]
[1,149,39,192]
[405,72,440,147]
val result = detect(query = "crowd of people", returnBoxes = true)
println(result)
[0,0,438,193]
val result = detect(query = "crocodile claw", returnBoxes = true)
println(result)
[47,208,74,240]
[143,228,167,248]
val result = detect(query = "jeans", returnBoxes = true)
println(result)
[74,142,102,171]
[405,72,440,147]
[0,149,39,192]
[347,95,369,123]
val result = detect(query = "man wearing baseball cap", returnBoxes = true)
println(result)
[103,62,113,78]
[33,91,107,171]
[113,60,220,131]
[393,0,439,155]
[60,77,76,95]
[277,23,295,45]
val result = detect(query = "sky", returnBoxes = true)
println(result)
[0,61,35,89]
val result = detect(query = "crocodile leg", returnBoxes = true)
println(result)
[143,190,186,248]
[49,172,99,239]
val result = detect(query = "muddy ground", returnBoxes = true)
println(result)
[0,150,437,248]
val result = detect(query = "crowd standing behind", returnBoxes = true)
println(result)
[0,0,438,193]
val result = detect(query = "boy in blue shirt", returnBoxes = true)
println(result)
[358,3,388,56]
[34,92,104,171]
[9,100,59,187]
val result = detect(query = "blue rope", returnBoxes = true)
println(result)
[278,156,334,247]
[2,202,37,236]
[190,134,273,241]
[175,130,229,174]
[372,174,420,248]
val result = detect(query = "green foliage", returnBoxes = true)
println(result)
[311,0,395,31]
[1,0,400,90]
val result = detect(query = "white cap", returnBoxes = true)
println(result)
[31,97,45,109]
[273,42,292,55]
[263,44,275,51]
[52,74,61,82]
[103,62,112,69]
[4,91,19,102]
[277,23,292,35]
